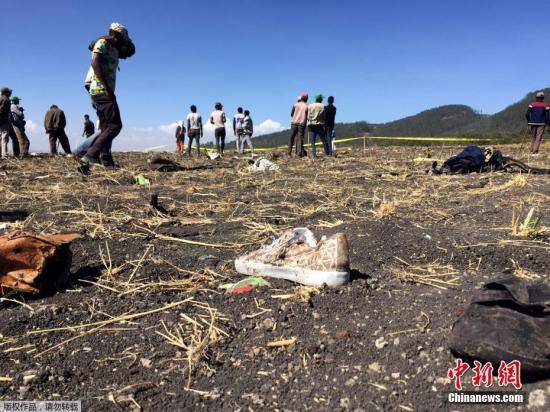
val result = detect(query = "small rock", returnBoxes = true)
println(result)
[375,337,388,349]
[18,386,29,398]
[261,318,275,330]
[335,330,349,340]
[312,311,321,320]
[345,378,356,387]
[140,358,152,369]
[22,375,36,384]
[368,362,381,373]
[339,397,350,409]
[391,372,400,379]
[252,347,261,356]
[528,389,547,409]
[393,337,400,346]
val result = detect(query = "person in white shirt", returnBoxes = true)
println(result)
[209,102,227,155]
[186,105,203,157]
[233,107,245,153]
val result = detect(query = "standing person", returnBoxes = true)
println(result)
[240,110,254,155]
[80,22,135,171]
[44,105,72,155]
[308,93,327,158]
[187,105,203,157]
[233,107,245,153]
[526,91,549,155]
[10,96,30,158]
[175,121,186,153]
[324,96,337,156]
[0,87,12,159]
[209,102,227,155]
[82,114,95,138]
[288,93,309,157]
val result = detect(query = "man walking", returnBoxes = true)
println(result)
[526,91,549,154]
[324,96,337,155]
[240,110,254,155]
[0,87,12,159]
[10,96,30,158]
[209,102,227,155]
[308,93,327,157]
[288,93,308,157]
[80,22,135,171]
[44,105,72,155]
[187,105,203,157]
[82,114,95,138]
[233,107,245,153]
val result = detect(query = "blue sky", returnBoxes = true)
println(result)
[1,0,548,151]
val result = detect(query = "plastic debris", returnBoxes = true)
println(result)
[227,285,255,295]
[220,276,272,294]
[133,174,151,187]
[248,157,280,172]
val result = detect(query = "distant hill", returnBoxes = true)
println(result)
[373,105,484,137]
[251,88,549,147]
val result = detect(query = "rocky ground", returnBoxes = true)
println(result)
[0,144,549,411]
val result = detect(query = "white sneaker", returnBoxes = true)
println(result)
[235,228,350,287]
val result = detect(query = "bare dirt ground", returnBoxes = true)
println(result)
[0,143,549,411]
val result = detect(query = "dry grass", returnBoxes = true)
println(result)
[390,257,461,290]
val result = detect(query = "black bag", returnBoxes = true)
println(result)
[442,146,485,174]
[450,277,550,380]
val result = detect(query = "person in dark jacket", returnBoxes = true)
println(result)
[10,96,30,157]
[82,114,95,138]
[0,87,13,159]
[44,105,72,155]
[324,96,337,156]
[175,121,186,153]
[525,92,549,154]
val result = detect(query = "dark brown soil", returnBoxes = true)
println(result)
[0,144,548,411]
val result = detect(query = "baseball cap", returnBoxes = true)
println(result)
[536,91,545,98]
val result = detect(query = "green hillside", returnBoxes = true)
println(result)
[251,89,548,147]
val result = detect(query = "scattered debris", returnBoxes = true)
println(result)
[235,228,350,287]
[148,156,182,172]
[450,277,550,379]
[132,174,151,187]
[267,337,297,348]
[0,210,29,222]
[247,157,280,172]
[0,232,81,295]
[228,285,255,295]
[219,276,271,294]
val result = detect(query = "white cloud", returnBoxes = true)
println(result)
[158,122,181,135]
[25,119,38,133]
[255,119,284,136]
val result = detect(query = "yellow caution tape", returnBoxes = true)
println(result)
[193,135,502,154]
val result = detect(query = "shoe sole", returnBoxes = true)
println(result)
[235,257,350,287]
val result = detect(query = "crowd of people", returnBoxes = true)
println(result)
[1,22,547,170]
[288,93,337,158]
[174,104,254,157]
